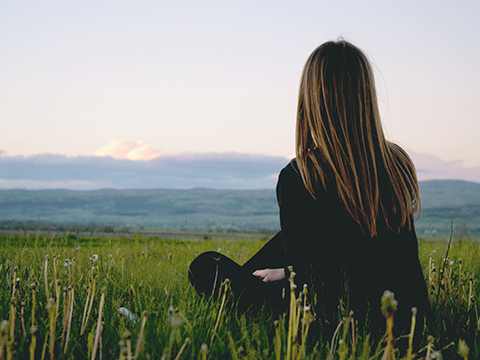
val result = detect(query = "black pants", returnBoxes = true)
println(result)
[188,232,289,313]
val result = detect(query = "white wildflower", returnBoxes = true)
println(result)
[90,254,98,262]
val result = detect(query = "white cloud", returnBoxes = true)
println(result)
[94,140,161,161]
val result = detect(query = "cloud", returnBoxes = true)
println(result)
[408,150,480,183]
[94,140,161,161]
[0,149,479,190]
[0,152,289,190]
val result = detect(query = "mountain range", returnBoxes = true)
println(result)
[0,180,479,235]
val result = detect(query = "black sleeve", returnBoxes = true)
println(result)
[276,162,321,290]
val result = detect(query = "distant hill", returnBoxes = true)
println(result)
[417,180,480,234]
[0,180,479,234]
[0,188,279,230]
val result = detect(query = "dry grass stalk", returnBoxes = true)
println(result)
[91,286,106,360]
[81,276,97,336]
[133,311,147,360]
[406,307,417,359]
[286,266,296,360]
[173,338,190,360]
[64,285,74,353]
[210,279,229,347]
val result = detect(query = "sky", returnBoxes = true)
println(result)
[1,1,480,189]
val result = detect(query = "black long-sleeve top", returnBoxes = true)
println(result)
[276,159,429,339]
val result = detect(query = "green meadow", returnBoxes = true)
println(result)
[0,233,479,359]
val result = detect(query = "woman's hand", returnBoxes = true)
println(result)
[252,268,285,283]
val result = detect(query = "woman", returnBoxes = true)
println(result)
[189,40,429,343]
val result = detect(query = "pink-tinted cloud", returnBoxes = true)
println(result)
[94,140,161,161]
[408,150,480,183]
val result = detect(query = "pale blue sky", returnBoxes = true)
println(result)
[1,1,479,168]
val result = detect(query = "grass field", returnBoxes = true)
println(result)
[0,233,479,359]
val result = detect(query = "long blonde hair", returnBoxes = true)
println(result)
[295,40,420,236]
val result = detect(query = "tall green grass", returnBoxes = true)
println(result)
[0,233,478,359]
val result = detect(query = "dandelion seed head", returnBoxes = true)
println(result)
[458,340,469,358]
[381,290,398,315]
[90,254,98,262]
[167,306,185,327]
[46,298,55,309]
[0,320,8,331]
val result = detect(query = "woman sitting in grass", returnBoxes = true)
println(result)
[189,39,429,347]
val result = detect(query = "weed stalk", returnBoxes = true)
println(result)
[134,311,147,360]
[210,279,229,346]
[286,266,296,360]
[406,307,417,359]
[91,286,106,360]
[381,290,397,360]
[174,338,189,360]
[64,285,74,353]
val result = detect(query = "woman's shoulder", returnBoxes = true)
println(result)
[277,158,328,203]
[277,159,305,203]
[278,159,305,188]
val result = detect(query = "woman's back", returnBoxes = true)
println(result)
[278,158,429,341]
